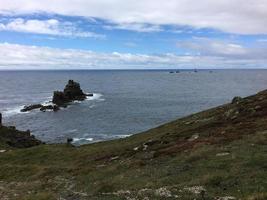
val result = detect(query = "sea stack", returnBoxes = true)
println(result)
[52,80,87,106]
[21,80,91,113]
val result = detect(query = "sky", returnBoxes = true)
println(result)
[0,0,267,69]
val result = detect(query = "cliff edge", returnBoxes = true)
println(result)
[0,90,267,199]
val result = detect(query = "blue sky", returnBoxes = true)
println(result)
[0,0,266,69]
[0,14,230,54]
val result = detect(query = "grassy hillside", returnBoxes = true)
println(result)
[0,90,267,200]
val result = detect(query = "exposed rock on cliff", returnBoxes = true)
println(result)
[0,114,42,148]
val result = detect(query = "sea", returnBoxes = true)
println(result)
[0,69,266,145]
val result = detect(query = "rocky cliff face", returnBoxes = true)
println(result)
[0,113,42,148]
[0,126,42,148]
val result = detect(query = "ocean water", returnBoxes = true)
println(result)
[0,69,266,145]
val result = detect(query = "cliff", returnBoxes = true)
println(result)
[0,90,267,200]
[0,119,42,148]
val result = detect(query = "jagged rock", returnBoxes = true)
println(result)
[40,105,51,112]
[21,104,42,112]
[0,125,42,148]
[40,105,60,112]
[21,104,60,113]
[63,80,86,100]
[21,80,91,113]
[52,91,68,106]
[0,113,2,126]
[52,80,88,106]
[0,113,41,148]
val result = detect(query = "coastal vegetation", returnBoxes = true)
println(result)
[0,89,267,199]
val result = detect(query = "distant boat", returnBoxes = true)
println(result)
[194,69,198,73]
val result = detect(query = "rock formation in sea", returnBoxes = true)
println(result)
[21,104,60,112]
[52,80,87,106]
[20,80,92,112]
[21,104,43,112]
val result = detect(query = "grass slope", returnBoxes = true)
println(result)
[0,90,267,200]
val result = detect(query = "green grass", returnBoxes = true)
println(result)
[1,90,267,199]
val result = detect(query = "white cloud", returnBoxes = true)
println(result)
[0,18,105,38]
[177,37,267,59]
[0,43,266,70]
[104,23,162,32]
[0,0,267,34]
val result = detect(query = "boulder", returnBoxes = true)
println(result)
[231,96,243,104]
[21,103,60,113]
[21,104,43,112]
[40,105,60,112]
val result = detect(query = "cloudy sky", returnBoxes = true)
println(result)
[0,0,267,69]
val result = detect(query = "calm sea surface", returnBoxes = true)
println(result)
[0,69,266,145]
